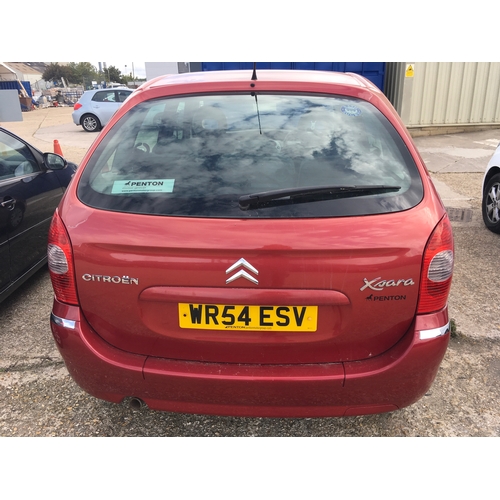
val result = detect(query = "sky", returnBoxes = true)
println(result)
[94,62,147,79]
[3,4,496,74]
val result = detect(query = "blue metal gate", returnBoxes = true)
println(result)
[200,62,386,91]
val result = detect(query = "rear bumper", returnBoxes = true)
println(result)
[71,111,82,126]
[50,298,450,418]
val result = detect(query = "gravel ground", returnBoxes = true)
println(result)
[1,108,499,437]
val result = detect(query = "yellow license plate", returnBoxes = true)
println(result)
[179,304,318,331]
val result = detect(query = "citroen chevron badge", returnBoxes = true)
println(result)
[226,258,259,285]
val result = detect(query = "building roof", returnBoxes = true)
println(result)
[0,62,16,78]
[22,62,49,74]
[4,62,46,76]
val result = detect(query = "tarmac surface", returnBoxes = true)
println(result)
[1,106,499,437]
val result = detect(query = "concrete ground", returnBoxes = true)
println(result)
[1,106,95,165]
[1,106,499,437]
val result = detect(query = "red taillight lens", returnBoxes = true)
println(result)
[74,102,82,110]
[48,210,79,305]
[417,215,454,314]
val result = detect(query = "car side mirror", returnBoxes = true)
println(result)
[44,152,67,170]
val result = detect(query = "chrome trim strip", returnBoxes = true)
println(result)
[50,312,76,330]
[419,322,450,340]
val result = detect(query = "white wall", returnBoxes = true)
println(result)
[145,62,179,81]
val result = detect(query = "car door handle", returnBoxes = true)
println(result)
[1,197,16,210]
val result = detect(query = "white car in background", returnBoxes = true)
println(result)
[482,141,500,233]
[72,87,133,132]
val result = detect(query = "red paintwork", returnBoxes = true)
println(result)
[65,201,442,364]
[51,70,452,416]
[51,297,449,417]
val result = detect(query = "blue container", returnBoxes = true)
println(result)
[200,62,386,91]
[0,80,33,96]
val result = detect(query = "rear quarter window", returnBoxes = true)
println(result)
[118,91,132,102]
[78,93,423,218]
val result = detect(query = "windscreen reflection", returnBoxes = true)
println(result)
[82,93,422,218]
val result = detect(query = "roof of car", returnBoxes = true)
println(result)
[86,87,130,93]
[142,69,379,93]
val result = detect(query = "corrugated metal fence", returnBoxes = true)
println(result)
[385,62,500,130]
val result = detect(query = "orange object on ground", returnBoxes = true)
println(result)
[53,140,63,156]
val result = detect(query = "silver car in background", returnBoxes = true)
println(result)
[72,87,133,132]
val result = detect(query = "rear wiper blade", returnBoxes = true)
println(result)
[239,185,401,210]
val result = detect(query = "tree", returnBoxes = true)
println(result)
[45,62,128,87]
[106,65,126,84]
[68,62,99,87]
[42,63,75,85]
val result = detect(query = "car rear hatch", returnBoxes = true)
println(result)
[65,206,438,364]
[66,89,441,365]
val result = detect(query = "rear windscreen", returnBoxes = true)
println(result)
[77,93,423,218]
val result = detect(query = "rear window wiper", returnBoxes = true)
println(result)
[239,185,401,210]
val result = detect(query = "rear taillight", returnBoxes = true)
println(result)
[417,215,454,314]
[74,102,82,110]
[48,210,79,305]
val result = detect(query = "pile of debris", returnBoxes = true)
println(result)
[38,87,84,107]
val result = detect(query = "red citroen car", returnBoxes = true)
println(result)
[48,70,453,417]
